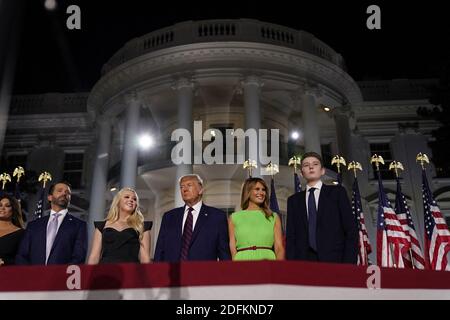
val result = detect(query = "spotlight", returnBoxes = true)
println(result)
[291,131,300,140]
[110,187,118,192]
[138,134,154,150]
[44,0,57,11]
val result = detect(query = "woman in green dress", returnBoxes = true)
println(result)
[228,177,285,260]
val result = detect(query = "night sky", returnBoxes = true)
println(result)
[12,0,450,94]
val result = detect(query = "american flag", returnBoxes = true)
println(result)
[33,186,46,219]
[270,178,280,214]
[394,178,427,269]
[294,173,301,193]
[352,177,372,266]
[270,177,282,231]
[422,170,450,271]
[376,173,410,268]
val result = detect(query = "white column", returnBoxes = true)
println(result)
[173,78,194,207]
[332,105,354,188]
[242,75,263,175]
[120,91,141,189]
[87,115,112,246]
[300,84,322,155]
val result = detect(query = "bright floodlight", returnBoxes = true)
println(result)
[138,134,154,150]
[291,131,300,140]
[44,0,57,11]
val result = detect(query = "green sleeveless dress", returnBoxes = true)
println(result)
[231,210,277,260]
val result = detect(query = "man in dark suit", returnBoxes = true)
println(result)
[154,174,231,262]
[286,152,357,264]
[16,181,87,265]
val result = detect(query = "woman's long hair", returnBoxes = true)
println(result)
[0,194,24,228]
[240,177,273,219]
[105,188,144,239]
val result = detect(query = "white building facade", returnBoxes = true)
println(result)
[2,20,449,260]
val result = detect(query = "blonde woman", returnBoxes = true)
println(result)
[88,188,152,264]
[228,178,285,261]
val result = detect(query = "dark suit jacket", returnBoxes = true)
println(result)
[286,184,358,263]
[15,213,87,265]
[154,204,231,262]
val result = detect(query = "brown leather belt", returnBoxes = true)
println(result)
[237,246,272,252]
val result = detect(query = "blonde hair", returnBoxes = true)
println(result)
[240,178,273,219]
[179,174,204,187]
[105,187,145,238]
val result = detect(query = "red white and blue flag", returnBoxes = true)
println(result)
[422,170,450,271]
[394,178,427,269]
[376,173,410,268]
[352,177,372,266]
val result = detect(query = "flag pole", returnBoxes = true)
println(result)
[371,154,397,268]
[348,160,368,264]
[265,162,279,180]
[39,171,52,189]
[390,161,415,269]
[331,155,346,184]
[243,159,257,178]
[288,156,301,174]
[416,152,431,268]
[0,173,11,190]
[13,166,25,183]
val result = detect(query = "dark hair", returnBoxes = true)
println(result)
[48,181,72,195]
[301,152,323,167]
[0,194,24,228]
[240,177,273,219]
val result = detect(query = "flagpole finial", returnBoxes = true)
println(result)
[243,159,257,178]
[13,166,25,183]
[416,152,429,170]
[288,155,302,173]
[38,172,52,188]
[370,154,385,172]
[347,161,363,178]
[264,162,279,178]
[389,161,404,178]
[0,173,11,190]
[331,155,346,173]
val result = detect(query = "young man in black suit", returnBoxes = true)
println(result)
[286,152,358,264]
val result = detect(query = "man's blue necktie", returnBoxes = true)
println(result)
[308,188,317,251]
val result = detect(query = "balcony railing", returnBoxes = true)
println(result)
[101,19,345,74]
[10,93,89,115]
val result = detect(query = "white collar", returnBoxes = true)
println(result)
[50,208,68,217]
[185,200,203,213]
[306,180,323,192]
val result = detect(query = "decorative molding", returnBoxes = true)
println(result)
[241,75,264,88]
[88,42,363,115]
[7,113,91,130]
[171,77,196,91]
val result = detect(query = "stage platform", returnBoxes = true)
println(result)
[1,261,449,299]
